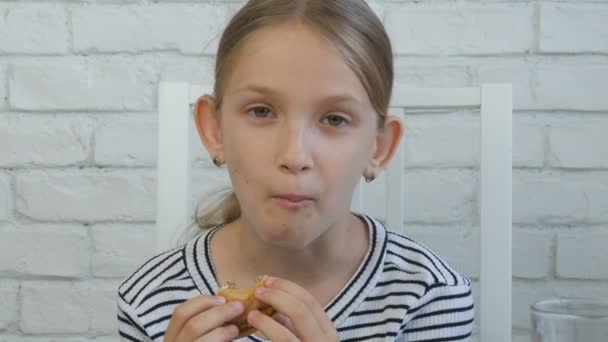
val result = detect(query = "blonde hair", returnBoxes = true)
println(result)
[189,0,394,237]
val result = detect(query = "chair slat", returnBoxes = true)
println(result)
[479,84,513,341]
[157,82,192,251]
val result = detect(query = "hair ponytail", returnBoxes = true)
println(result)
[194,188,241,230]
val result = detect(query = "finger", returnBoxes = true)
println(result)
[247,310,298,342]
[254,286,321,339]
[193,325,239,342]
[272,312,296,332]
[174,301,244,341]
[264,277,335,336]
[165,295,226,341]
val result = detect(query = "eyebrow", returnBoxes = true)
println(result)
[233,83,363,107]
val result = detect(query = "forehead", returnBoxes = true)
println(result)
[224,22,370,105]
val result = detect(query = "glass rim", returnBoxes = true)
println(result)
[531,297,608,319]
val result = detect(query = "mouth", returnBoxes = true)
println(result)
[272,193,315,209]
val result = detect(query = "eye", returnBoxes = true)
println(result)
[322,114,350,127]
[247,106,273,119]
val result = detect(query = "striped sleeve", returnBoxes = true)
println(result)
[117,293,152,342]
[399,283,475,342]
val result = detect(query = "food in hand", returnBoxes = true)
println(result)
[217,275,276,338]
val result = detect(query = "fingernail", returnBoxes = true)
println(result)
[255,287,267,296]
[213,296,226,304]
[266,277,277,286]
[230,300,243,311]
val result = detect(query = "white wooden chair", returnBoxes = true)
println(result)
[157,82,513,341]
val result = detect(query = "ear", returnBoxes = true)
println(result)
[368,115,405,173]
[193,95,223,161]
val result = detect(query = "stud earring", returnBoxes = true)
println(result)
[364,172,376,183]
[212,156,223,167]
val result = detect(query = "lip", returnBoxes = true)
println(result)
[274,194,314,202]
[272,194,314,209]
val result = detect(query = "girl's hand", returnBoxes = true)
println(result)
[164,295,245,342]
[246,277,340,342]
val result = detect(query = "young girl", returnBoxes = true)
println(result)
[117,0,474,341]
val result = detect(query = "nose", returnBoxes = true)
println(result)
[276,120,313,175]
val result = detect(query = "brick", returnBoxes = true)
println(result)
[553,279,608,298]
[0,280,18,330]
[385,4,534,55]
[15,280,122,337]
[535,64,608,111]
[405,227,479,279]
[513,115,545,168]
[0,173,11,221]
[512,280,553,329]
[0,225,87,277]
[0,4,68,54]
[91,224,156,278]
[0,64,6,110]
[160,55,215,85]
[401,114,479,167]
[15,169,156,221]
[513,171,608,224]
[403,169,475,224]
[394,60,470,87]
[84,281,122,335]
[548,118,608,168]
[0,114,92,167]
[557,231,608,280]
[94,114,157,166]
[540,3,608,53]
[513,229,552,279]
[475,60,535,110]
[10,57,157,111]
[20,281,89,333]
[72,4,230,55]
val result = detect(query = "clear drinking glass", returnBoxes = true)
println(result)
[531,298,608,342]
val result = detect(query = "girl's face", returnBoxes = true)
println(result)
[211,22,380,249]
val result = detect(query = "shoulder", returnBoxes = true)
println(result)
[384,230,471,288]
[117,243,191,310]
[116,242,205,340]
[378,231,474,338]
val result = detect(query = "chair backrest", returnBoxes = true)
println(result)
[157,82,512,342]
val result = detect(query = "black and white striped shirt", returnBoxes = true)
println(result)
[117,213,474,341]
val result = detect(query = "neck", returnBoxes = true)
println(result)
[231,213,366,287]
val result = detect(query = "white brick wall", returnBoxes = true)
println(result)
[15,169,156,222]
[72,4,231,55]
[0,225,88,277]
[94,114,157,167]
[385,4,535,55]
[0,114,93,167]
[1,0,607,340]
[0,4,69,54]
[11,57,157,111]
[0,63,7,109]
[0,173,11,221]
[556,230,608,280]
[540,3,608,53]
